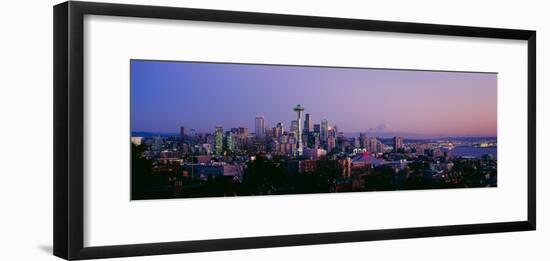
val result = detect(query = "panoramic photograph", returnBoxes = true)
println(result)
[130,60,497,200]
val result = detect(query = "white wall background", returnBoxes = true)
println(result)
[0,0,547,260]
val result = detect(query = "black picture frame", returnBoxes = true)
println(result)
[53,1,536,260]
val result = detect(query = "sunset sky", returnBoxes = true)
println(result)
[131,60,497,137]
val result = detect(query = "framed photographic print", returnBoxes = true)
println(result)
[54,1,536,260]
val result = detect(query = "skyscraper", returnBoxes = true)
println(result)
[180,126,186,140]
[352,137,360,148]
[265,126,274,140]
[376,140,384,154]
[327,136,336,152]
[331,125,339,138]
[393,136,403,152]
[224,132,235,152]
[277,122,284,134]
[206,134,215,146]
[237,127,249,150]
[273,122,284,140]
[293,104,305,156]
[255,116,265,139]
[152,136,163,152]
[359,132,368,149]
[313,124,321,133]
[215,125,224,154]
[238,127,249,137]
[321,120,329,140]
[304,113,313,133]
[368,137,378,153]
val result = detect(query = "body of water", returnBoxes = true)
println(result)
[451,146,497,160]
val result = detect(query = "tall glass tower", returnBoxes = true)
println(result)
[255,116,265,139]
[293,104,305,156]
[214,125,224,154]
[321,120,329,140]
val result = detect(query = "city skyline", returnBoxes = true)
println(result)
[131,60,498,200]
[131,60,497,136]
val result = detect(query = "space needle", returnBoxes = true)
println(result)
[293,104,305,156]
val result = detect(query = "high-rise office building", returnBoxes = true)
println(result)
[235,127,249,149]
[206,134,215,146]
[313,135,320,149]
[255,116,265,139]
[368,137,379,153]
[393,136,403,152]
[359,132,368,149]
[273,122,284,140]
[215,125,224,154]
[376,140,384,154]
[327,136,336,152]
[321,120,329,140]
[272,127,279,140]
[224,132,234,152]
[238,127,249,136]
[331,125,339,138]
[180,126,186,140]
[313,124,321,133]
[281,133,288,144]
[352,137,360,148]
[152,136,163,152]
[304,113,313,133]
[265,127,274,140]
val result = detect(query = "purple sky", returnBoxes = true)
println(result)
[131,60,497,137]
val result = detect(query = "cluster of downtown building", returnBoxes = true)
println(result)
[132,105,399,165]
[131,104,497,198]
[251,105,401,160]
[135,105,396,158]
